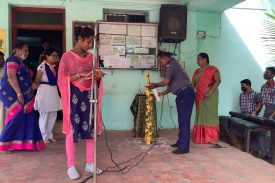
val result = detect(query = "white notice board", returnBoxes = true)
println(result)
[97,21,158,70]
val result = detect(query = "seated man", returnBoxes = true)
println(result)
[252,67,275,159]
[239,79,261,154]
[239,79,260,114]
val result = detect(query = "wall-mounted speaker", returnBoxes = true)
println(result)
[158,4,187,43]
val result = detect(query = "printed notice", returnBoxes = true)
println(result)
[127,25,141,36]
[140,55,155,68]
[120,57,131,68]
[126,55,140,67]
[126,36,140,47]
[141,37,157,48]
[99,34,112,45]
[103,55,121,68]
[111,24,127,35]
[99,24,127,35]
[99,24,113,34]
[103,55,131,68]
[112,35,125,45]
[98,45,113,56]
[134,48,149,54]
[141,26,156,37]
[112,46,125,55]
[99,45,125,56]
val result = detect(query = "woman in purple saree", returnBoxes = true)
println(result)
[0,42,45,151]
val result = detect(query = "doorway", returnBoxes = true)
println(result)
[12,7,65,120]
[17,29,63,74]
[12,7,65,74]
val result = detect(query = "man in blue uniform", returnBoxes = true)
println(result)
[148,51,195,154]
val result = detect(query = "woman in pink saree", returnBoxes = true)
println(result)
[58,27,104,180]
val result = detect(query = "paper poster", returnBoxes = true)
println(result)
[0,29,6,52]
[134,48,149,54]
[100,35,125,45]
[112,24,127,35]
[120,57,131,68]
[103,55,121,68]
[103,55,132,68]
[99,45,125,56]
[141,37,157,48]
[112,35,125,45]
[140,55,155,68]
[126,36,140,47]
[99,34,112,45]
[126,54,140,67]
[112,46,125,55]
[99,24,113,34]
[99,24,127,35]
[141,25,156,37]
[98,45,113,55]
[127,25,141,36]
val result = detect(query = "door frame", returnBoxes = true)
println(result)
[12,7,66,53]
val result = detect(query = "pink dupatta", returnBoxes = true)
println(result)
[58,50,103,135]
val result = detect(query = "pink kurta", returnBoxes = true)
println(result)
[58,50,103,135]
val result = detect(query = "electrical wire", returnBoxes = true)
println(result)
[157,92,165,129]
[101,123,126,174]
[80,122,157,183]
[180,41,200,56]
[173,43,178,55]
[166,95,177,128]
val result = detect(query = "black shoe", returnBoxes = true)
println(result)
[170,143,178,147]
[259,155,268,161]
[250,150,259,157]
[172,149,189,154]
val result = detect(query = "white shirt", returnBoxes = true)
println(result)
[34,62,62,112]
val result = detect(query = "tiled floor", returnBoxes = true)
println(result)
[1,121,275,183]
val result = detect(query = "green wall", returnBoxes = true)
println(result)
[0,0,270,130]
[196,7,272,117]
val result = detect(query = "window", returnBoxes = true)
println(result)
[103,9,148,23]
[15,12,64,25]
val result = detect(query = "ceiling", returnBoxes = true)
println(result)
[70,0,246,12]
[124,0,246,12]
[182,0,246,12]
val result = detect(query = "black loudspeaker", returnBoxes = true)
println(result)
[159,4,187,43]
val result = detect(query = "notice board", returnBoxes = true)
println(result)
[97,21,158,70]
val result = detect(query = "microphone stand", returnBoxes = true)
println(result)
[89,22,98,183]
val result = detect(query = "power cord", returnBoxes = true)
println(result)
[166,95,177,128]
[173,43,177,55]
[157,88,165,130]
[80,122,157,183]
[102,123,126,173]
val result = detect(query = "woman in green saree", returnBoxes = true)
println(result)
[192,53,221,144]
